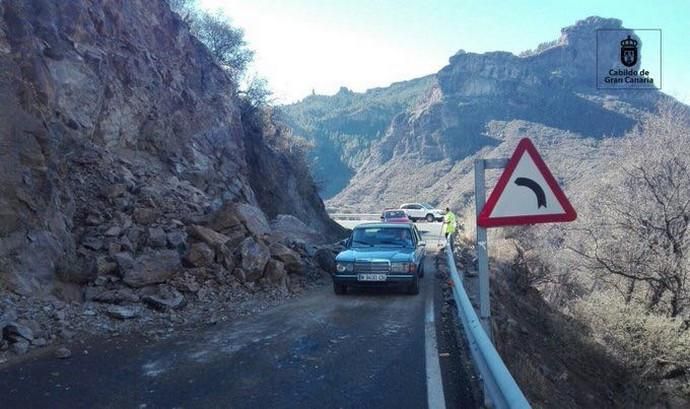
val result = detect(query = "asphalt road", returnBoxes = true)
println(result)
[0,221,477,409]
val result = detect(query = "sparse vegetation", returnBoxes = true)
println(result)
[189,11,254,80]
[570,103,690,318]
[166,0,255,86]
[484,103,690,405]
[573,290,690,380]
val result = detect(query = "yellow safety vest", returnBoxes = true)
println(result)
[444,211,456,234]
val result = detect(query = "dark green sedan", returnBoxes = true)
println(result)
[333,223,426,295]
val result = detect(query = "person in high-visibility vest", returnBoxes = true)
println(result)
[442,207,457,250]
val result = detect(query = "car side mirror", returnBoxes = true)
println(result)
[339,239,349,247]
[418,241,426,247]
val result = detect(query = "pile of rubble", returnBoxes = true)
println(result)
[1,198,340,364]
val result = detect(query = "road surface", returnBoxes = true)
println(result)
[0,221,477,409]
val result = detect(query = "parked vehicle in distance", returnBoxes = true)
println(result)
[380,207,395,220]
[400,203,444,222]
[333,223,425,295]
[381,209,410,223]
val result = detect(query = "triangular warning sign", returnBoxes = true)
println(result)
[477,138,576,227]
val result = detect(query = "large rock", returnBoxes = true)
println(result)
[264,259,287,287]
[0,308,18,331]
[216,243,237,271]
[166,231,188,254]
[270,215,326,245]
[269,242,303,274]
[2,322,34,343]
[142,288,186,312]
[11,339,30,355]
[96,256,118,275]
[133,208,159,225]
[183,242,215,268]
[147,227,167,248]
[239,237,270,282]
[82,236,104,251]
[122,250,181,288]
[114,252,136,272]
[55,254,97,284]
[313,247,337,273]
[188,225,230,249]
[208,202,244,233]
[236,204,270,238]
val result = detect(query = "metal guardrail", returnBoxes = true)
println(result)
[445,239,531,409]
[329,213,381,220]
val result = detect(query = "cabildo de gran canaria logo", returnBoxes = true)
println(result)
[604,35,653,85]
[597,29,661,90]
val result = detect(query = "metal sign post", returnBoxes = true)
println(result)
[474,138,577,345]
[474,158,508,340]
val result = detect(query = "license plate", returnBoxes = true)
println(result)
[357,274,387,282]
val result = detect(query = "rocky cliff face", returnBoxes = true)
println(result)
[283,17,675,210]
[0,0,342,296]
[278,76,435,198]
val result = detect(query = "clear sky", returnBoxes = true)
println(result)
[199,0,689,104]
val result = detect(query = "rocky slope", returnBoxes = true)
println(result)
[0,0,343,358]
[282,17,677,210]
[278,76,435,198]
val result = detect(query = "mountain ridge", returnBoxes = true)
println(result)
[281,16,678,208]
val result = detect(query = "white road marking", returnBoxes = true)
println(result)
[425,273,447,409]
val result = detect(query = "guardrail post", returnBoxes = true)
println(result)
[474,159,492,340]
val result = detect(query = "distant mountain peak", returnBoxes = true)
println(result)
[281,16,676,207]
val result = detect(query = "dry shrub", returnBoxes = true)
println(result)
[572,290,690,379]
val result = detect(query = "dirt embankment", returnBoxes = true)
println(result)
[436,238,643,409]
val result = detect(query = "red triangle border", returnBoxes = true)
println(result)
[477,138,577,228]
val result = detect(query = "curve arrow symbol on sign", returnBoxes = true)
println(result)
[514,177,547,208]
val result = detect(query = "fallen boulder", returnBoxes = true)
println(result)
[166,230,188,254]
[208,202,244,233]
[11,339,30,355]
[147,227,167,248]
[183,242,215,267]
[269,242,303,274]
[2,322,34,343]
[270,214,325,245]
[239,237,270,282]
[188,224,230,248]
[122,250,181,288]
[264,259,287,287]
[236,203,270,237]
[313,247,337,273]
[133,208,159,225]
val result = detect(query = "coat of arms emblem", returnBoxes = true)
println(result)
[620,35,638,67]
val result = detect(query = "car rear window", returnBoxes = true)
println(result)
[352,227,413,247]
[384,210,406,218]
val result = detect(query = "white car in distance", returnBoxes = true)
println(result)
[399,203,444,222]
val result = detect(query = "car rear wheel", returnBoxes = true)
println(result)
[334,282,347,295]
[407,277,420,295]
[425,214,435,222]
